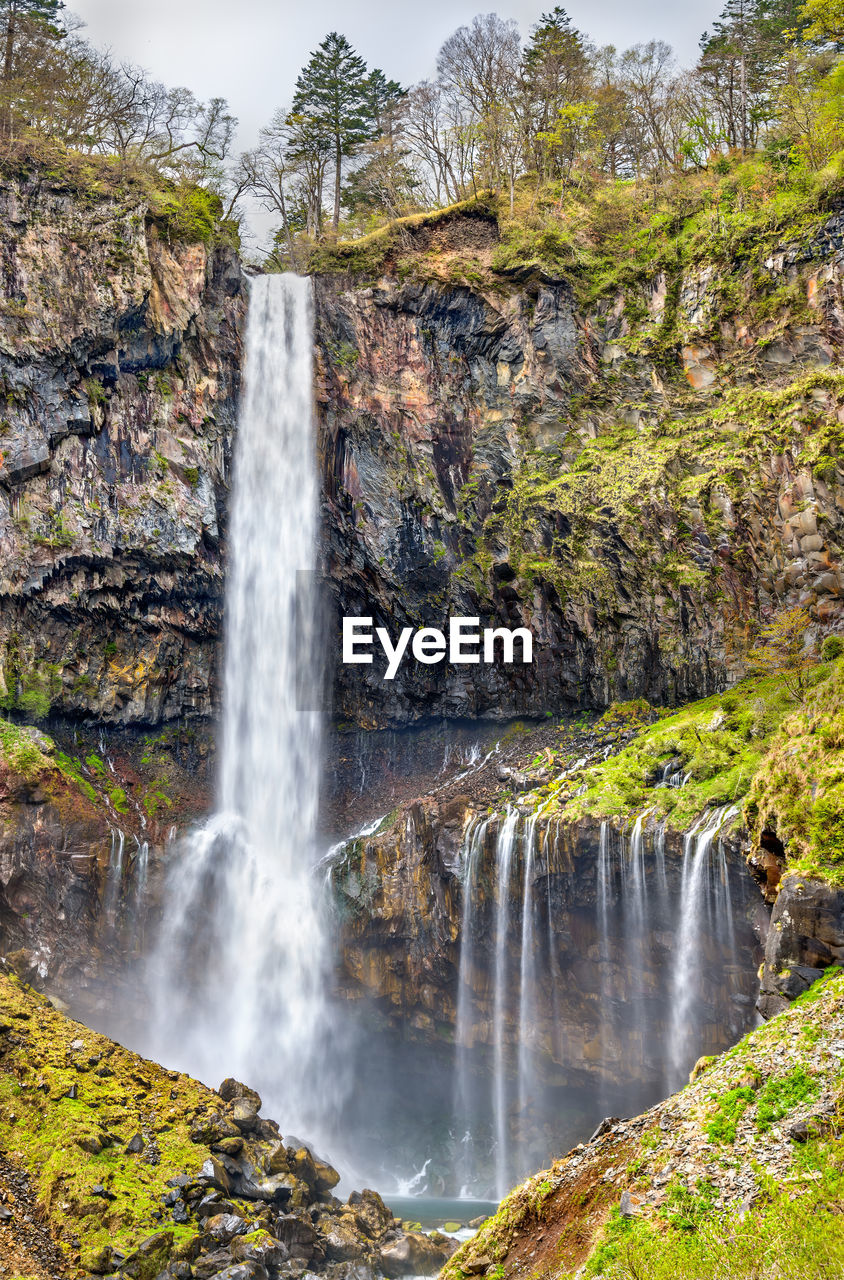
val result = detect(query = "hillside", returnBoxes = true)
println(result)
[0,968,455,1280]
[443,968,844,1280]
[313,158,844,724]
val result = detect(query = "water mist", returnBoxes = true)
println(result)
[143,275,338,1147]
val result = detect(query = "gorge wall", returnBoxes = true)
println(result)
[0,169,247,727]
[314,201,844,725]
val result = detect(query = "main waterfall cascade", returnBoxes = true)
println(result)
[142,275,341,1146]
[451,804,757,1198]
[123,273,761,1205]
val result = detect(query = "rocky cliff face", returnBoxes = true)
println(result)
[315,203,844,725]
[758,873,844,1016]
[0,171,246,726]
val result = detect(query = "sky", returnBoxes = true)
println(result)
[70,1,724,249]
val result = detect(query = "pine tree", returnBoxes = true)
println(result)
[362,68,405,142]
[1,0,64,82]
[292,31,373,235]
[522,7,592,178]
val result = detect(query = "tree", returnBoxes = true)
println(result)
[748,606,816,701]
[1,0,63,83]
[522,6,592,178]
[292,31,372,234]
[799,0,844,42]
[698,0,802,153]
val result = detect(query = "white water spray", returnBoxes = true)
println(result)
[492,808,519,1199]
[668,804,739,1087]
[145,274,331,1138]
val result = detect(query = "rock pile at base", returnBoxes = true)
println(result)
[88,1076,458,1280]
[0,973,458,1280]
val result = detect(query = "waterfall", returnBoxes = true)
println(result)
[454,815,488,1196]
[492,807,519,1199]
[449,797,752,1197]
[667,804,739,1088]
[103,827,125,926]
[516,810,541,1176]
[595,820,614,1111]
[144,274,331,1140]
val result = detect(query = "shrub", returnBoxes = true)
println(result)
[821,634,844,661]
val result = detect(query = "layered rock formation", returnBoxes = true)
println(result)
[0,170,246,726]
[758,873,844,1016]
[315,202,844,725]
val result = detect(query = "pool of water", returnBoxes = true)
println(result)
[384,1196,498,1235]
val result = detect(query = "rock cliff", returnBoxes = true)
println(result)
[314,200,844,725]
[0,169,246,726]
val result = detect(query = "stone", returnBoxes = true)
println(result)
[379,1232,456,1277]
[322,1221,366,1262]
[75,1131,104,1155]
[263,1141,289,1175]
[347,1189,392,1238]
[231,1230,289,1269]
[126,1132,145,1154]
[619,1190,642,1217]
[206,1266,267,1280]
[460,1255,492,1276]
[231,1097,261,1132]
[272,1212,317,1260]
[215,1136,245,1157]
[219,1079,262,1107]
[81,1244,112,1273]
[122,1231,174,1279]
[200,1156,232,1193]
[206,1212,249,1243]
[235,1169,296,1203]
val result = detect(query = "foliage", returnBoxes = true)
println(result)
[151,184,228,246]
[747,606,817,702]
[756,1066,818,1131]
[705,1086,755,1143]
[746,655,844,883]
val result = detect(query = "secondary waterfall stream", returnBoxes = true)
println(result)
[142,274,336,1145]
[451,804,755,1198]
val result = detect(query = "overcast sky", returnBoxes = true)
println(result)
[70,1,723,249]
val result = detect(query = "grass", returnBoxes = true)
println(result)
[581,1150,844,1279]
[745,657,844,885]
[542,671,796,831]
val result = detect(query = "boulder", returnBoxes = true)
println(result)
[219,1079,262,1107]
[230,1230,289,1269]
[231,1097,261,1132]
[379,1232,456,1277]
[205,1213,249,1244]
[347,1189,393,1239]
[122,1230,174,1279]
[272,1212,317,1261]
[321,1219,367,1262]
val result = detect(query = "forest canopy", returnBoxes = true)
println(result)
[2,0,843,263]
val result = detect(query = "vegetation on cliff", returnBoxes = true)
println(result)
[443,968,844,1280]
[499,646,844,885]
